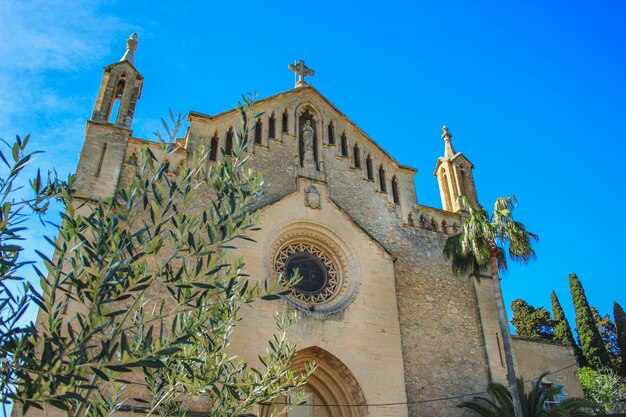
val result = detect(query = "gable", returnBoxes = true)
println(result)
[255,182,394,260]
[187,85,416,174]
[104,60,144,80]
[433,151,475,175]
[185,85,421,220]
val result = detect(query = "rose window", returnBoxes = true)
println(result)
[274,242,340,303]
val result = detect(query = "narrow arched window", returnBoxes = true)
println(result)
[328,123,335,145]
[128,152,138,166]
[340,133,348,157]
[366,155,373,180]
[419,216,426,228]
[460,169,469,195]
[254,119,262,144]
[114,80,125,97]
[441,220,448,234]
[442,170,452,210]
[282,110,288,133]
[379,165,386,192]
[407,213,414,227]
[353,144,361,168]
[269,114,276,138]
[225,128,234,155]
[209,134,218,161]
[430,219,437,232]
[391,176,399,203]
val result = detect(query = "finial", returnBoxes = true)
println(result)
[288,60,315,88]
[120,33,138,65]
[441,125,452,140]
[441,125,456,157]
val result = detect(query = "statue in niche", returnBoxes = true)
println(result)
[303,120,314,150]
[302,119,315,167]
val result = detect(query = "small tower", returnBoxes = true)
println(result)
[434,126,479,212]
[75,34,143,199]
[91,33,143,129]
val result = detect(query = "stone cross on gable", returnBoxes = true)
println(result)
[288,60,315,88]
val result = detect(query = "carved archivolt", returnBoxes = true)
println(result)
[259,346,368,417]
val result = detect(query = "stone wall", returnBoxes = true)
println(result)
[513,337,584,398]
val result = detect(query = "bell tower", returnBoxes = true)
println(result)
[75,34,143,199]
[434,126,479,212]
[91,33,143,129]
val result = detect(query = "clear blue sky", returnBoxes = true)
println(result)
[1,0,625,331]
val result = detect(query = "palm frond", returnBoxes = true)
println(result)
[552,398,598,417]
[443,227,487,276]
[458,397,499,417]
[488,382,516,417]
[459,373,595,417]
[445,195,537,276]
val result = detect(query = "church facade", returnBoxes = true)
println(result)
[68,35,582,417]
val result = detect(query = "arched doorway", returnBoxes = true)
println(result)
[260,346,368,417]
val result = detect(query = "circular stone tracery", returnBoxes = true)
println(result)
[274,242,340,304]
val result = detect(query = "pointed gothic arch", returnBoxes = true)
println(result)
[127,152,138,166]
[378,165,386,192]
[353,143,361,168]
[107,79,126,123]
[440,168,452,211]
[282,108,289,133]
[391,176,399,204]
[225,127,234,155]
[340,132,348,157]
[209,133,219,161]
[419,215,426,229]
[269,112,276,138]
[366,154,373,180]
[260,346,368,417]
[255,118,263,144]
[460,167,468,195]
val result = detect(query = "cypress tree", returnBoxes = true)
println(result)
[569,273,611,369]
[614,302,626,377]
[551,290,585,365]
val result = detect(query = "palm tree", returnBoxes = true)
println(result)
[443,195,538,417]
[459,373,597,417]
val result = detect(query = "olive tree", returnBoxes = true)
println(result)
[0,98,311,417]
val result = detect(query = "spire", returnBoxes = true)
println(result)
[441,125,456,158]
[434,125,479,212]
[120,33,138,65]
